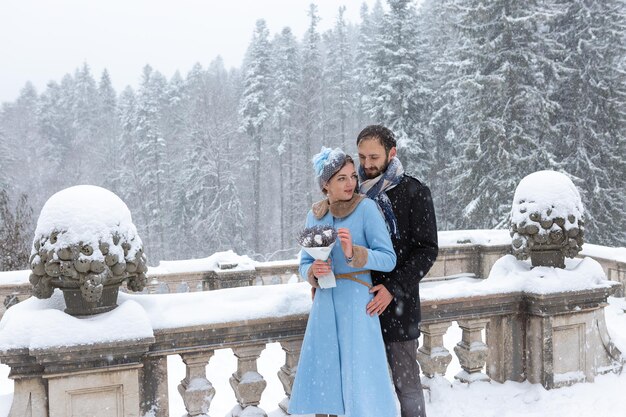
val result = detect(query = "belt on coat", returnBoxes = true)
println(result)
[335,270,372,289]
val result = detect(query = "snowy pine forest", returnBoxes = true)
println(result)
[0,0,625,269]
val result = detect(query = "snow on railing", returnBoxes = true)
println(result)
[0,267,621,416]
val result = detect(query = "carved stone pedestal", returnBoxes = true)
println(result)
[47,365,141,417]
[525,290,624,389]
[3,337,153,417]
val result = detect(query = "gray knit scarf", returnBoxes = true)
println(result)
[358,157,404,238]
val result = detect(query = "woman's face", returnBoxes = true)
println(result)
[325,162,358,202]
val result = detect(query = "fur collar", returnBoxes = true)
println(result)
[312,193,365,220]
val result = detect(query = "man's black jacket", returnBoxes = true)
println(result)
[371,174,438,342]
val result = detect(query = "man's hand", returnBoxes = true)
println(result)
[366,284,393,316]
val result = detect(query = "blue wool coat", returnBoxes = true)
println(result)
[289,197,398,417]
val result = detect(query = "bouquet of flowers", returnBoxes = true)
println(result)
[297,225,337,288]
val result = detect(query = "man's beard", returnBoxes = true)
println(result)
[363,160,390,179]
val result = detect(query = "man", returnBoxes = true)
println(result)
[357,125,438,417]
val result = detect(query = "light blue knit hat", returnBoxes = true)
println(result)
[312,147,349,190]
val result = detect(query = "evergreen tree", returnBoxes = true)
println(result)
[376,0,429,176]
[39,78,72,184]
[72,63,100,183]
[417,0,466,228]
[449,0,559,229]
[174,59,247,258]
[299,5,324,207]
[2,83,46,205]
[160,70,187,259]
[323,6,356,150]
[271,27,302,248]
[0,129,12,190]
[354,2,379,129]
[207,58,247,254]
[178,62,215,257]
[549,0,626,245]
[239,19,272,254]
[0,190,33,271]
[117,86,142,224]
[135,66,169,261]
[96,69,121,191]
[360,0,388,124]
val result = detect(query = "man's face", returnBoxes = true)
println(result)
[357,138,396,179]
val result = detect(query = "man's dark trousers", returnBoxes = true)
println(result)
[386,339,427,417]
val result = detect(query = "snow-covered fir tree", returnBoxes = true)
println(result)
[72,63,100,184]
[548,0,626,245]
[116,86,142,223]
[299,5,324,208]
[176,60,246,257]
[376,0,429,177]
[359,0,387,125]
[95,69,121,192]
[415,0,466,229]
[322,6,356,151]
[354,3,371,126]
[4,83,48,209]
[271,27,302,249]
[0,130,12,190]
[239,19,273,254]
[160,70,188,259]
[134,66,169,260]
[0,189,33,271]
[0,95,35,270]
[448,0,559,229]
[205,59,247,254]
[38,77,75,191]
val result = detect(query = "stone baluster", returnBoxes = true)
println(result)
[140,356,169,417]
[178,351,216,417]
[230,344,268,417]
[277,338,303,414]
[416,321,453,389]
[454,318,491,383]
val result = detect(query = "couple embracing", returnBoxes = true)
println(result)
[289,125,439,417]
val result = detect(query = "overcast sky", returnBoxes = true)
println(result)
[0,0,376,103]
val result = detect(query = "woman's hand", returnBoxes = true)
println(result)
[337,228,353,259]
[312,259,332,278]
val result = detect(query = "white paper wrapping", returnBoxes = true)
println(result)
[302,242,336,288]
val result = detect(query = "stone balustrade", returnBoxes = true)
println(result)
[3,236,625,320]
[1,273,622,417]
[579,249,626,297]
[143,243,512,294]
[0,235,623,417]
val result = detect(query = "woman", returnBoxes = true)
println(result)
[289,147,398,417]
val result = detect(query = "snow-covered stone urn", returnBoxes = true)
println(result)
[510,171,584,268]
[29,185,148,315]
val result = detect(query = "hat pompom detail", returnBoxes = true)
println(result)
[313,147,333,177]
